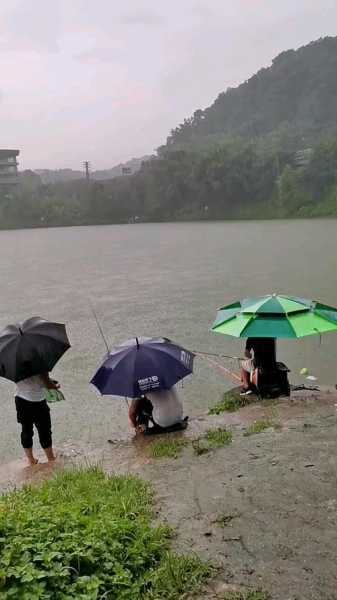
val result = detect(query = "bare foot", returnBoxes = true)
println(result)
[24,448,39,466]
[43,447,56,462]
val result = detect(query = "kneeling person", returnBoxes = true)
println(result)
[129,385,186,434]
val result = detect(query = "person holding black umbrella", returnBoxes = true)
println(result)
[15,372,60,465]
[0,317,71,466]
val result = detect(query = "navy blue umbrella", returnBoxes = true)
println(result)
[90,337,194,398]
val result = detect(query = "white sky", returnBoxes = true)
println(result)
[0,0,336,169]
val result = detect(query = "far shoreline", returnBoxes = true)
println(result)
[0,215,337,234]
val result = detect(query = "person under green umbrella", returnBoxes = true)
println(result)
[212,294,337,395]
[240,337,276,395]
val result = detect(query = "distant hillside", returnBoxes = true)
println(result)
[92,156,152,180]
[35,156,151,184]
[35,168,82,184]
[166,36,337,148]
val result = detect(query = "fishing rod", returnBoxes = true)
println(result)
[90,302,110,354]
[89,303,130,410]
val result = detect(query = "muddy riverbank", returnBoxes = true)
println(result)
[1,387,337,599]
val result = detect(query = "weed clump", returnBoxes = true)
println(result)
[192,428,233,455]
[150,437,188,459]
[205,427,233,447]
[244,419,280,436]
[208,392,250,414]
[0,466,209,598]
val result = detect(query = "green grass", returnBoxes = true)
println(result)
[204,427,233,447]
[192,428,233,455]
[243,419,280,436]
[208,392,251,414]
[0,467,210,599]
[149,437,189,459]
[223,591,271,600]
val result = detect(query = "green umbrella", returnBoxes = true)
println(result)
[211,294,337,338]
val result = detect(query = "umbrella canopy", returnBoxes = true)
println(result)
[211,294,337,338]
[91,337,194,398]
[0,317,70,382]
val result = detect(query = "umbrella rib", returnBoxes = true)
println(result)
[286,318,297,338]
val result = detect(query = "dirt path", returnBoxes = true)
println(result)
[1,388,337,599]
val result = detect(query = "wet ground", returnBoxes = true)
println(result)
[1,387,337,599]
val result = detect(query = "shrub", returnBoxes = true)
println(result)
[0,467,209,598]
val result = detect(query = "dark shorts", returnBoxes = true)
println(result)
[15,396,52,449]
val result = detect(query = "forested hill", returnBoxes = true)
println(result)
[166,36,337,148]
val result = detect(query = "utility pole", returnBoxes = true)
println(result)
[83,161,91,181]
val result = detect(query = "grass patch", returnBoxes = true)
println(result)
[150,437,189,459]
[204,427,233,447]
[223,591,271,600]
[192,428,233,455]
[244,419,279,436]
[208,392,250,414]
[0,466,210,598]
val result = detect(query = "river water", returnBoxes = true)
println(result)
[0,220,336,463]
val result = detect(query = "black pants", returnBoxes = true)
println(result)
[136,396,154,428]
[15,396,52,449]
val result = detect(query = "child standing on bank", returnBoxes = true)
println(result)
[15,373,59,466]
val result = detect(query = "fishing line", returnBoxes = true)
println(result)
[197,353,242,383]
[192,349,245,361]
[194,351,242,383]
[89,302,129,412]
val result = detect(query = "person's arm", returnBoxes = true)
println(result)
[129,398,140,429]
[40,373,60,390]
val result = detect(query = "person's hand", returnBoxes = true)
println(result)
[49,378,60,390]
[136,424,146,434]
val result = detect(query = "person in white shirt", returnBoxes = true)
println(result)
[129,385,185,434]
[15,373,59,465]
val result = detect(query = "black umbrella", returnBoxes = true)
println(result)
[0,317,70,383]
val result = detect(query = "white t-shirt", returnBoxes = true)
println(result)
[147,386,183,428]
[16,375,46,402]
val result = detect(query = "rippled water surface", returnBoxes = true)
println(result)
[0,220,336,462]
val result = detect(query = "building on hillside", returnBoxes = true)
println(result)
[0,149,20,189]
[294,148,313,168]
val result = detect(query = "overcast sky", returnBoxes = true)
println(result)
[1,0,336,170]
